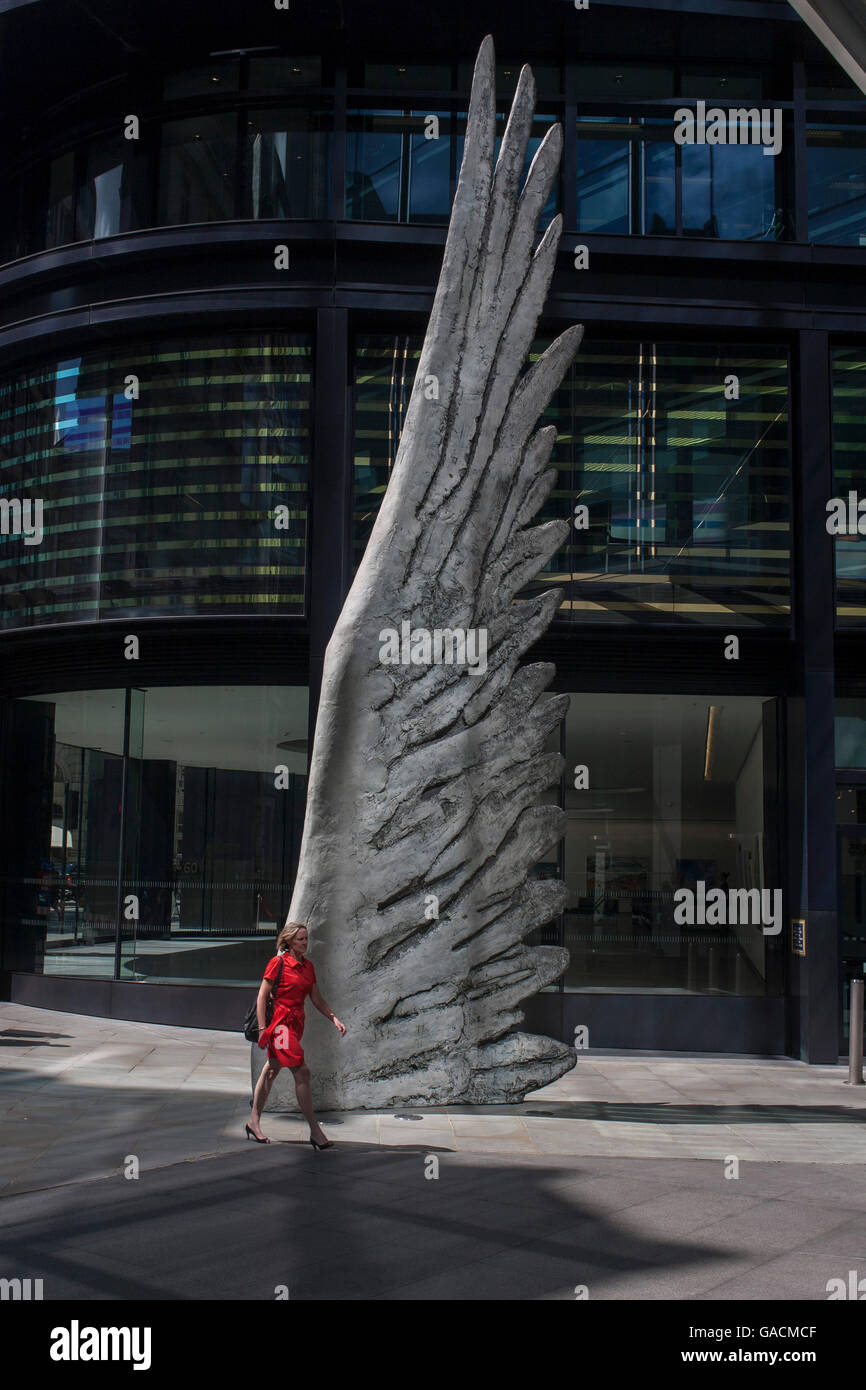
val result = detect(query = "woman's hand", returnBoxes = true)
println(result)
[332,1016,347,1036]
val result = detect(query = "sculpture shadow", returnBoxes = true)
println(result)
[0,1135,760,1302]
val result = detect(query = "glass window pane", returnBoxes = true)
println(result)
[807,123,866,246]
[353,335,790,629]
[833,345,866,624]
[122,686,309,984]
[0,334,311,629]
[576,118,631,234]
[682,142,780,240]
[558,693,776,995]
[159,113,237,225]
[641,122,676,234]
[45,152,76,248]
[408,111,451,223]
[346,110,404,221]
[12,686,310,987]
[246,108,332,218]
[553,340,790,626]
[77,138,126,240]
[0,181,19,263]
[353,334,418,565]
[17,690,126,980]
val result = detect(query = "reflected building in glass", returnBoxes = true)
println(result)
[0,0,864,1065]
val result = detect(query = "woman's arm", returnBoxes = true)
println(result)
[310,984,347,1034]
[309,983,334,1020]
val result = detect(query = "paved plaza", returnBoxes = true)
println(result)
[2,1003,866,1299]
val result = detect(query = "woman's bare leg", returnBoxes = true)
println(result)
[291,1064,328,1143]
[249,1059,280,1138]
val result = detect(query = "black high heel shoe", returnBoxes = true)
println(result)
[245,1123,270,1144]
[309,1136,334,1150]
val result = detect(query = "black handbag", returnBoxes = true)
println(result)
[243,953,284,1042]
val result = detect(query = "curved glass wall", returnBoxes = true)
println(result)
[354,333,790,627]
[7,685,308,986]
[3,55,864,260]
[0,333,311,629]
[2,68,333,261]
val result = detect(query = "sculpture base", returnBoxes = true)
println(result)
[250,1034,576,1111]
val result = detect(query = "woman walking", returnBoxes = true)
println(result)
[246,922,346,1148]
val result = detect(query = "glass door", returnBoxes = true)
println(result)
[836,786,866,1044]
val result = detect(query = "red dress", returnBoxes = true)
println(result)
[257,952,317,1068]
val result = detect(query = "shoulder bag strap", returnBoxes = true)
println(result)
[270,953,285,996]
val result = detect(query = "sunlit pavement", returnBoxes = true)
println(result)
[2,1002,866,1298]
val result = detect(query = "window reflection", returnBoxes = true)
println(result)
[246,109,331,218]
[682,142,780,240]
[0,334,312,628]
[346,110,405,221]
[13,686,309,985]
[576,118,631,233]
[5,62,866,260]
[79,138,126,240]
[578,115,784,239]
[642,132,676,234]
[45,153,76,248]
[551,693,776,996]
[159,114,238,224]
[808,123,866,246]
[832,345,866,625]
[353,334,791,627]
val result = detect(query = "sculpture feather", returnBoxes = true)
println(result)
[283,35,583,1106]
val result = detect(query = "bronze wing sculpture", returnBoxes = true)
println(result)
[282,35,584,1107]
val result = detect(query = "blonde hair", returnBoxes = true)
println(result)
[276,921,307,954]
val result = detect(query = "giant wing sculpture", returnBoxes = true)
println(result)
[282,36,583,1107]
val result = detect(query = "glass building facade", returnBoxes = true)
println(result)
[0,0,864,1063]
[1,50,865,260]
[11,685,308,985]
[0,335,311,626]
[354,334,790,624]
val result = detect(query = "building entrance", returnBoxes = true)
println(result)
[836,786,866,1047]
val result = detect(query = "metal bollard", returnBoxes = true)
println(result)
[848,979,864,1086]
